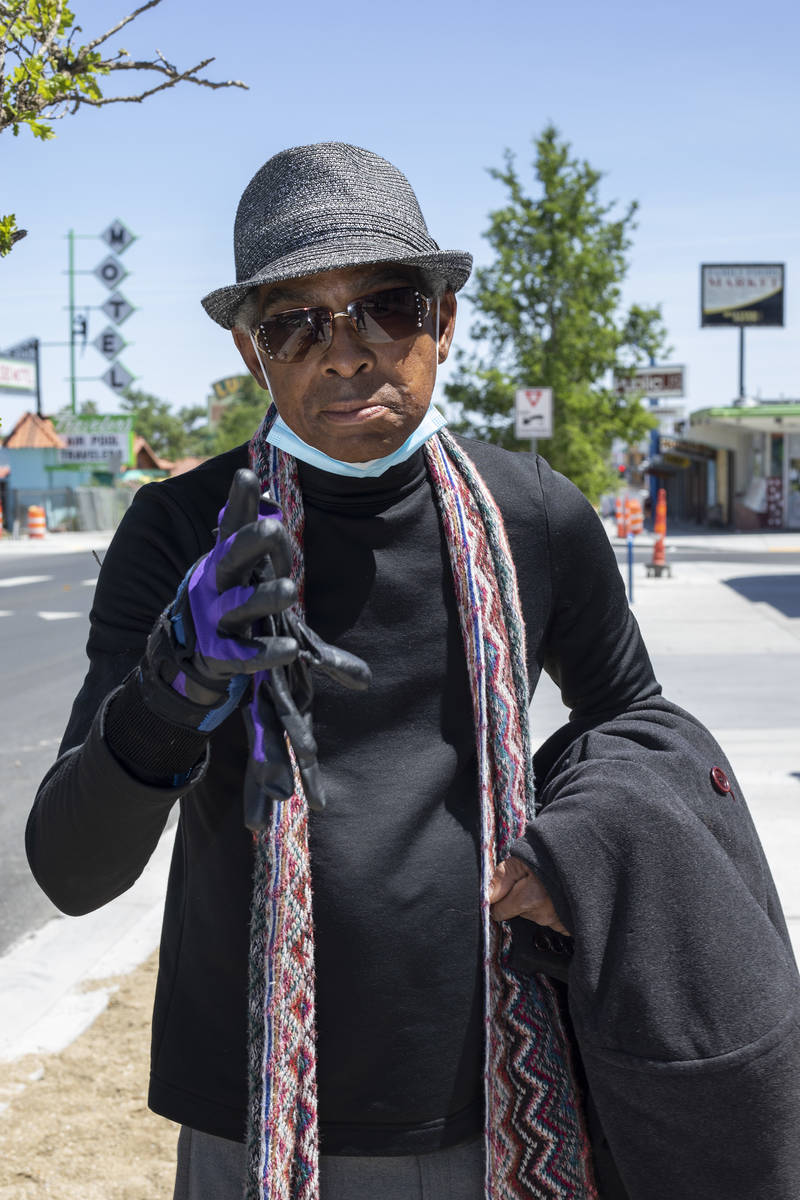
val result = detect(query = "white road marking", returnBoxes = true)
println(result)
[0,575,53,588]
[36,611,83,621]
[81,579,98,587]
[0,610,12,617]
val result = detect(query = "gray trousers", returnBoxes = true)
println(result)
[173,1126,485,1200]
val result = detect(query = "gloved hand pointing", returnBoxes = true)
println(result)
[138,468,298,732]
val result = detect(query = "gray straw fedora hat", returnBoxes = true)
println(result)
[201,142,473,329]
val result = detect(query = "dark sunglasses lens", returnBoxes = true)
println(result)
[354,288,424,343]
[260,309,331,362]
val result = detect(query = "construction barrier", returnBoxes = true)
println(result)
[615,495,627,537]
[624,495,643,536]
[27,504,46,539]
[646,487,671,577]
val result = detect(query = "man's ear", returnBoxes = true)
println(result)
[436,291,457,364]
[232,327,270,390]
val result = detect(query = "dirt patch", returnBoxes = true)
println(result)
[0,952,179,1199]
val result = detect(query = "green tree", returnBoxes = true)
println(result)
[444,126,670,503]
[212,374,270,455]
[119,387,190,460]
[0,0,246,255]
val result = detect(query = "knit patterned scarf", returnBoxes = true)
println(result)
[247,412,597,1200]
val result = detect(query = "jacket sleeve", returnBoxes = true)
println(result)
[25,482,211,917]
[512,465,800,1199]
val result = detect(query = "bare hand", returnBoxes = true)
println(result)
[488,856,571,936]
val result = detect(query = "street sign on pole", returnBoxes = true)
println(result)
[102,362,134,393]
[100,219,135,254]
[515,387,553,440]
[94,255,128,290]
[101,291,134,325]
[613,365,686,399]
[93,326,126,361]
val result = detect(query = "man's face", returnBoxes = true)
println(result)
[232,264,457,462]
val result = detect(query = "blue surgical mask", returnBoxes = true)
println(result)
[264,406,447,478]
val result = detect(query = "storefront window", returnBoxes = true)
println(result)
[770,433,784,477]
[788,434,800,529]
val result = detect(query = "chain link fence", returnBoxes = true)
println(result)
[7,486,135,534]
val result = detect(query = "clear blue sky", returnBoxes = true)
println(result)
[2,0,798,434]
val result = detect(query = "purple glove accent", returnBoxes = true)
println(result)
[258,496,283,522]
[186,569,258,663]
[172,670,188,698]
[248,674,267,762]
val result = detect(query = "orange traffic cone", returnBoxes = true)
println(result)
[646,488,671,577]
[615,495,627,538]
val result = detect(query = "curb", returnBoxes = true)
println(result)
[0,820,175,1064]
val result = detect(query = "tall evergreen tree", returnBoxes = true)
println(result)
[444,126,670,503]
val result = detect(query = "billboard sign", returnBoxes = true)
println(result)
[515,387,553,440]
[700,263,785,327]
[0,355,37,392]
[55,414,133,466]
[614,365,686,398]
[208,375,249,428]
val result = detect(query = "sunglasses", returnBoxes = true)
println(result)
[254,285,431,363]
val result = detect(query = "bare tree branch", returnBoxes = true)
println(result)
[82,0,163,53]
[60,57,246,109]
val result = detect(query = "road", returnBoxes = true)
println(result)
[1,539,799,965]
[0,551,102,954]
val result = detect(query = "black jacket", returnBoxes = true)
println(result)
[27,439,800,1198]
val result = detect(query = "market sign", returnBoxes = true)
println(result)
[54,414,133,466]
[614,365,686,399]
[0,355,37,392]
[700,263,785,327]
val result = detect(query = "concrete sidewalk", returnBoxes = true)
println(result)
[2,548,799,1067]
[0,530,115,559]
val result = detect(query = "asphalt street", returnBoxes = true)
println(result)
[0,550,103,954]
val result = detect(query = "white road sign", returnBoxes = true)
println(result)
[515,387,553,440]
[93,326,125,361]
[101,292,134,325]
[94,255,128,290]
[102,362,134,393]
[100,219,135,254]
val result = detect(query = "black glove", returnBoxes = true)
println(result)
[242,560,371,828]
[138,469,298,732]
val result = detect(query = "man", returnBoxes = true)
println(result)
[27,144,800,1200]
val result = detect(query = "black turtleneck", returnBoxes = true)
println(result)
[298,451,484,1152]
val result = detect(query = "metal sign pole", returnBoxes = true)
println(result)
[738,328,745,400]
[68,230,76,414]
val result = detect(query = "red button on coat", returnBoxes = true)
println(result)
[710,766,732,795]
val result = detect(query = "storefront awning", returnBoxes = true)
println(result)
[691,404,800,435]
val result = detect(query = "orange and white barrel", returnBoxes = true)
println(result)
[27,504,46,539]
[624,496,644,535]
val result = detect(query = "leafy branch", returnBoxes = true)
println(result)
[0,0,247,254]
